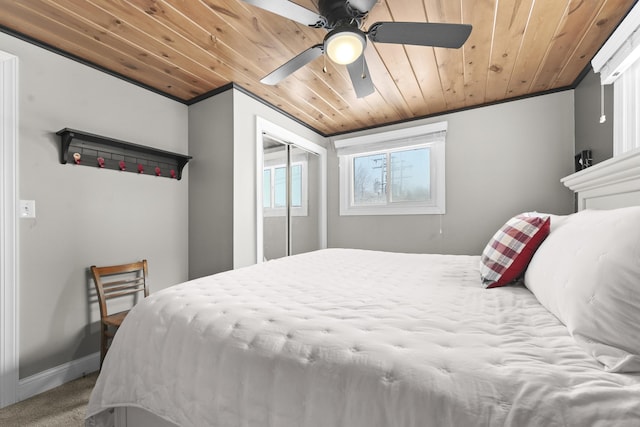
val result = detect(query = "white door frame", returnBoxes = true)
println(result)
[0,50,19,408]
[255,116,327,263]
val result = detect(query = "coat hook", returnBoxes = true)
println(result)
[73,152,81,164]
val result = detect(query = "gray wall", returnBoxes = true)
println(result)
[574,68,614,165]
[1,33,189,378]
[188,90,235,279]
[328,91,576,256]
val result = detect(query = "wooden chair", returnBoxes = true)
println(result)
[91,260,149,367]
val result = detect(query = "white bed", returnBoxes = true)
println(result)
[86,152,640,427]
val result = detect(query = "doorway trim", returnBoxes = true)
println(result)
[255,116,327,263]
[0,50,19,408]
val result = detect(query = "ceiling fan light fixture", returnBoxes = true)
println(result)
[325,29,365,65]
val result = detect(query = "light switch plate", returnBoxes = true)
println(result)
[20,200,36,218]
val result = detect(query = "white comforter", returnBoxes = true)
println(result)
[86,249,640,427]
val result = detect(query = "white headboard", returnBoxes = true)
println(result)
[562,148,640,211]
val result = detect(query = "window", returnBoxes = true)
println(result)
[335,121,446,215]
[591,3,640,156]
[263,153,308,217]
[351,147,431,205]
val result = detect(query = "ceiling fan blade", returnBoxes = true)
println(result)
[261,44,324,85]
[347,0,378,14]
[367,22,472,48]
[346,55,374,98]
[241,0,326,27]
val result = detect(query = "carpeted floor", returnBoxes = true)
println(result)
[0,372,98,427]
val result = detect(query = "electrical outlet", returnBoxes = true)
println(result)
[20,200,36,218]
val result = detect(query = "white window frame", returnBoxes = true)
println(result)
[335,121,447,216]
[613,59,640,156]
[262,150,309,217]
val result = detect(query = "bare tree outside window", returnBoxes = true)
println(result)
[353,153,386,205]
[352,148,430,206]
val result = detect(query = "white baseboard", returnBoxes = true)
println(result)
[17,352,100,401]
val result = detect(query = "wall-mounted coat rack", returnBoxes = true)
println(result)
[57,128,192,180]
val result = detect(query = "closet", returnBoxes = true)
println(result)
[188,90,327,278]
[261,134,322,260]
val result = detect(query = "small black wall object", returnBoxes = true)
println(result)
[574,150,592,172]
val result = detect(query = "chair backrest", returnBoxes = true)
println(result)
[90,260,149,320]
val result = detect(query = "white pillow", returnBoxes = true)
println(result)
[525,207,640,373]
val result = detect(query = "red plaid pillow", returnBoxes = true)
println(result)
[480,214,550,288]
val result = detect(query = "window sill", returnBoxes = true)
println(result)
[339,205,445,216]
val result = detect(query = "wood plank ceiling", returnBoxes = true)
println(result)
[0,0,636,136]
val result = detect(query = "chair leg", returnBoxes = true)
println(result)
[100,323,108,368]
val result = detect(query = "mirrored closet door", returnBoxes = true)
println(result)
[262,136,321,261]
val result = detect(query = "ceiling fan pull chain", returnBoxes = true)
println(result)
[323,53,327,73]
[361,57,366,79]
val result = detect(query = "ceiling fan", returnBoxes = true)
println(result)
[242,0,472,98]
